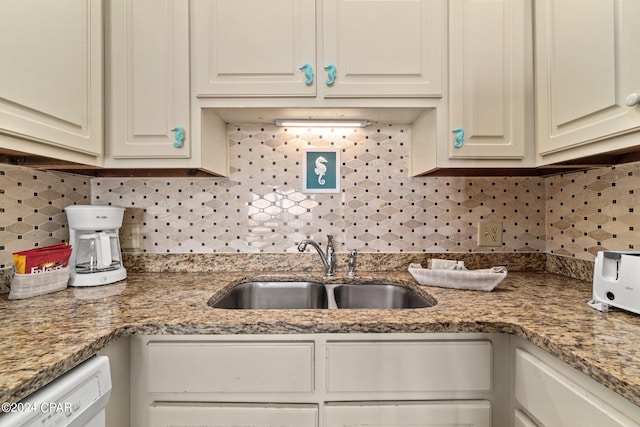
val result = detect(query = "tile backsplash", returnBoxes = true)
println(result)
[2,123,640,272]
[0,166,91,268]
[547,161,640,261]
[91,124,546,254]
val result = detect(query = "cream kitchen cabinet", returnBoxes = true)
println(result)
[325,401,491,427]
[535,0,640,165]
[131,333,509,427]
[0,0,103,166]
[411,0,534,175]
[105,0,228,175]
[149,404,318,427]
[192,0,445,99]
[512,337,640,427]
[448,0,532,160]
[106,0,190,161]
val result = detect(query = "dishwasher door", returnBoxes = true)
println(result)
[0,355,112,427]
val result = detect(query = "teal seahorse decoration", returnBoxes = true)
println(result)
[452,128,464,148]
[324,64,336,86]
[171,126,185,148]
[299,64,314,86]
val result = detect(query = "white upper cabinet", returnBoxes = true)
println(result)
[535,0,640,162]
[106,0,190,160]
[0,0,103,165]
[106,0,228,175]
[193,0,317,97]
[106,0,191,160]
[193,0,445,98]
[410,0,533,175]
[322,0,444,98]
[448,0,531,159]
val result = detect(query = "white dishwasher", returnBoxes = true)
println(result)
[0,356,112,427]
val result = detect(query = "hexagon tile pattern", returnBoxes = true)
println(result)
[92,124,546,254]
[0,165,91,268]
[547,162,640,261]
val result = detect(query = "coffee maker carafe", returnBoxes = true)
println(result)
[65,205,127,286]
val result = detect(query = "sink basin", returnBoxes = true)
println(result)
[333,284,432,309]
[210,281,328,309]
[210,280,433,310]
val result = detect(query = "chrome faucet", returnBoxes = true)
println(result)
[297,234,336,276]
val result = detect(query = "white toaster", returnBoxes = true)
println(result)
[589,251,640,315]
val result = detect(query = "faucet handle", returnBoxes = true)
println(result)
[326,235,334,251]
[348,249,357,276]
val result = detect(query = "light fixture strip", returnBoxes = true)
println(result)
[274,119,369,128]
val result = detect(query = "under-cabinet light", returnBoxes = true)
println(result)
[274,119,369,128]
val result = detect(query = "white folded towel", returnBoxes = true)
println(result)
[408,263,507,292]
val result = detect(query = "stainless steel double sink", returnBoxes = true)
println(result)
[209,281,433,310]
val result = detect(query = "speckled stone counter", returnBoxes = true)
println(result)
[1,268,639,411]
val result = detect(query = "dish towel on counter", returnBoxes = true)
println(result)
[408,263,507,292]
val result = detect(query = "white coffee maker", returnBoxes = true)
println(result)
[65,205,127,287]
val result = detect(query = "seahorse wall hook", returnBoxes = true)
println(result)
[452,128,464,148]
[171,126,185,148]
[299,63,314,86]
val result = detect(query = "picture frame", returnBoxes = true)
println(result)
[302,147,340,193]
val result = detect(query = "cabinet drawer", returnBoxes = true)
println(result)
[149,402,318,427]
[147,341,314,393]
[515,349,637,427]
[325,401,491,427]
[326,340,492,393]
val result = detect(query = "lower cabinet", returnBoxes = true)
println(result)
[512,337,640,427]
[325,401,491,427]
[149,403,318,427]
[131,333,508,427]
[128,333,640,427]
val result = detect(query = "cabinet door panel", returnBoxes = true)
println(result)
[323,0,444,97]
[326,340,491,393]
[449,0,530,159]
[150,403,318,427]
[107,0,190,159]
[147,341,314,393]
[0,0,102,156]
[325,401,491,427]
[536,0,640,155]
[515,349,637,427]
[193,0,316,97]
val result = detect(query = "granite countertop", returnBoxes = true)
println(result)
[1,270,640,408]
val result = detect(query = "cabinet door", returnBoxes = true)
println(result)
[322,0,444,98]
[324,401,491,427]
[150,403,318,427]
[107,0,190,159]
[0,0,102,156]
[193,0,316,97]
[535,0,640,156]
[326,340,492,393]
[146,341,314,393]
[515,349,638,427]
[448,0,531,159]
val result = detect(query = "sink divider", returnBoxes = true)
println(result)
[324,284,339,310]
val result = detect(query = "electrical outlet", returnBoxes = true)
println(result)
[119,223,140,250]
[478,222,502,247]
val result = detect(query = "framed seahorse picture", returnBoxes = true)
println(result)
[302,147,340,193]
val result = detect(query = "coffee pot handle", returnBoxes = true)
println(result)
[98,232,112,268]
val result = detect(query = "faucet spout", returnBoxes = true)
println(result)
[297,235,336,276]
